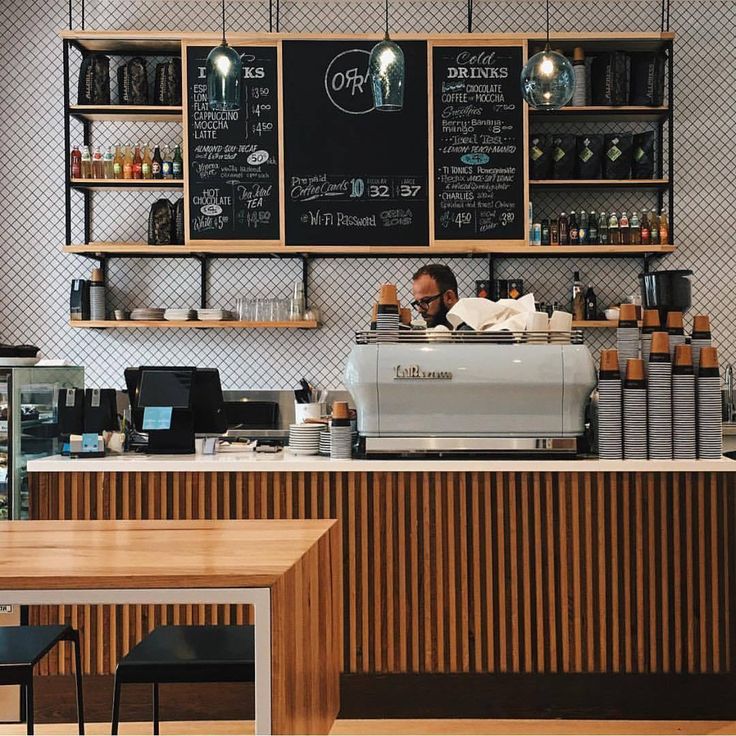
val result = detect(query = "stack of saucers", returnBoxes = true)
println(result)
[164,308,196,321]
[616,304,641,376]
[672,344,696,460]
[623,358,647,460]
[288,423,321,455]
[131,308,165,321]
[697,346,722,459]
[647,332,673,459]
[319,429,331,456]
[196,308,230,321]
[597,349,622,459]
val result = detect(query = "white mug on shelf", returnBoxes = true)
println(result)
[294,402,325,424]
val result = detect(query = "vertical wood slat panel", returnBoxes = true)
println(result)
[28,470,734,676]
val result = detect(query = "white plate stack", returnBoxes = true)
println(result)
[319,429,331,456]
[131,308,165,321]
[196,308,230,321]
[697,346,722,459]
[690,315,712,375]
[164,309,196,321]
[640,309,661,368]
[623,358,647,460]
[616,305,640,376]
[647,332,673,459]
[672,344,696,460]
[288,423,322,455]
[597,349,622,459]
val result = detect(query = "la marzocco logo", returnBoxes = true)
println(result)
[393,364,453,380]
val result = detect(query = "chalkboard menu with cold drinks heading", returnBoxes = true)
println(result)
[432,45,524,241]
[282,40,429,246]
[186,46,279,240]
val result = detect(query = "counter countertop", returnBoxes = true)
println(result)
[28,452,736,473]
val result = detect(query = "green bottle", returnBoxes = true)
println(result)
[172,144,183,179]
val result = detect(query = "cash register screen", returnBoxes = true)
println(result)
[137,368,193,409]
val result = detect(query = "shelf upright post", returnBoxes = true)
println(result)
[667,38,674,245]
[82,119,91,244]
[487,254,494,286]
[301,255,310,308]
[199,256,208,309]
[63,40,72,246]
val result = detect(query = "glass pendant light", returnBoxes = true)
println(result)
[369,0,405,112]
[207,0,241,111]
[520,0,574,110]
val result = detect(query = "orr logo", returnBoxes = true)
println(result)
[324,49,373,115]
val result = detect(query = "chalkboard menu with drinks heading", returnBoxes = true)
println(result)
[432,45,525,241]
[186,45,279,241]
[282,40,429,247]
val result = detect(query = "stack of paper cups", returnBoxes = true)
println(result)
[623,358,647,459]
[672,344,696,460]
[666,311,687,360]
[641,309,661,367]
[330,401,353,459]
[690,315,712,374]
[376,283,400,342]
[697,346,722,458]
[616,304,641,376]
[647,332,673,459]
[598,349,622,459]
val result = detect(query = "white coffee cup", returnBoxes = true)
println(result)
[294,402,325,424]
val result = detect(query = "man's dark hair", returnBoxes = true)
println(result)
[412,264,458,297]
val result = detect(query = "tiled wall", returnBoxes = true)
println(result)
[0,0,733,389]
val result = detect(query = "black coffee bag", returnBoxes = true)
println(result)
[148,199,175,244]
[530,134,553,179]
[552,134,577,179]
[629,52,666,106]
[603,133,633,179]
[576,134,604,179]
[174,198,185,244]
[591,52,629,106]
[154,57,182,105]
[631,131,655,179]
[118,57,149,104]
[77,55,110,104]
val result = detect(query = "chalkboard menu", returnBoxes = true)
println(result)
[186,46,279,240]
[432,45,524,241]
[283,40,429,247]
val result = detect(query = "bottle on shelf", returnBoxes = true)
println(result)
[630,211,641,245]
[598,212,608,245]
[588,211,598,245]
[142,144,152,180]
[550,218,559,245]
[541,219,550,246]
[641,212,650,245]
[659,210,669,244]
[559,212,569,245]
[123,144,133,180]
[572,47,586,106]
[152,145,163,179]
[578,210,588,245]
[132,143,143,180]
[161,144,173,179]
[569,211,579,245]
[70,145,81,179]
[585,285,597,320]
[571,271,585,321]
[172,144,183,179]
[650,209,660,245]
[608,212,620,244]
[80,145,92,179]
[103,146,115,179]
[531,221,542,245]
[92,145,104,179]
[619,211,630,245]
[113,145,124,179]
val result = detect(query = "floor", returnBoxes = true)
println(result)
[0,720,735,735]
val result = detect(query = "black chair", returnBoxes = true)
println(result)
[111,625,255,735]
[0,624,85,735]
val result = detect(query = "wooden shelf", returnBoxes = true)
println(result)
[69,320,320,329]
[530,179,669,189]
[69,105,182,122]
[527,32,674,53]
[70,179,184,191]
[529,106,669,123]
[60,30,183,55]
[63,243,675,257]
[573,320,618,328]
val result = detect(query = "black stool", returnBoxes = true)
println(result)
[111,625,255,735]
[0,624,85,735]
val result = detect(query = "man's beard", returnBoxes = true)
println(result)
[426,301,449,328]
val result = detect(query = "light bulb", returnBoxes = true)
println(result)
[206,43,242,111]
[520,48,574,110]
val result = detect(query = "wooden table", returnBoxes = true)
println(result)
[0,519,341,735]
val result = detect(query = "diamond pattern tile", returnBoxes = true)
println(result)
[0,0,733,389]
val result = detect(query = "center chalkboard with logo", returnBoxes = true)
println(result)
[282,40,429,247]
[432,45,524,241]
[186,45,279,241]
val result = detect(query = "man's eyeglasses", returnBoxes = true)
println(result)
[410,292,444,311]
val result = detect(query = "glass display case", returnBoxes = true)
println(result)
[0,366,84,520]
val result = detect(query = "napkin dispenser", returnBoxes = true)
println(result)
[69,433,105,458]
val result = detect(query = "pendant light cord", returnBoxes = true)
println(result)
[545,0,550,47]
[221,0,227,45]
[384,0,389,39]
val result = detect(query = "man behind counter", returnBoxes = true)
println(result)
[410,264,459,329]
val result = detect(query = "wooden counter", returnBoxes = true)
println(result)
[26,454,736,718]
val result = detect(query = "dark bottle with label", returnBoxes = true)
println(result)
[608,212,620,244]
[649,209,660,245]
[619,211,631,245]
[559,212,569,245]
[578,210,588,245]
[152,145,163,179]
[585,285,597,320]
[640,212,650,245]
[550,218,559,245]
[588,211,598,244]
[598,212,608,244]
[569,211,579,245]
[541,219,550,245]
